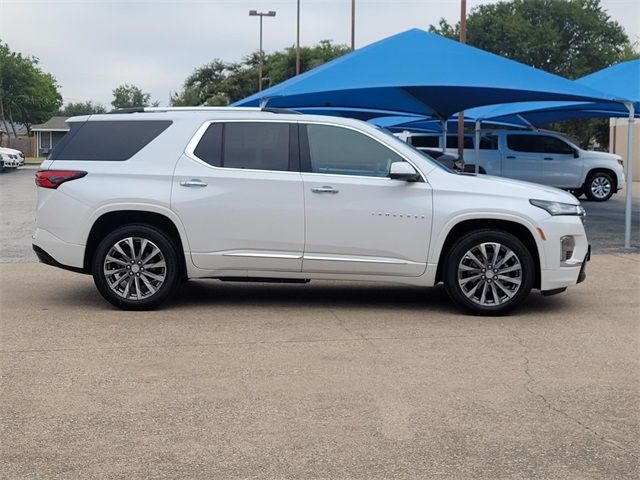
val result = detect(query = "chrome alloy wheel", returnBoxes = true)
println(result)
[590,176,611,200]
[457,242,523,307]
[103,237,167,300]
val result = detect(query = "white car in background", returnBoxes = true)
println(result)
[33,108,590,315]
[0,147,25,171]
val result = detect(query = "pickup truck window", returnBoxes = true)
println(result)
[480,135,498,150]
[410,135,439,148]
[446,136,474,149]
[507,134,574,155]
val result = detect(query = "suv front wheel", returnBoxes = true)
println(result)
[92,224,181,310]
[443,230,534,315]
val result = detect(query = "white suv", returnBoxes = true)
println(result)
[33,108,590,315]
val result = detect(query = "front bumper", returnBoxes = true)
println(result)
[577,244,591,284]
[540,243,590,292]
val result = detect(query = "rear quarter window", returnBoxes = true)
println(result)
[49,120,172,161]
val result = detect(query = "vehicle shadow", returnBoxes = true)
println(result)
[37,275,572,317]
[165,279,570,316]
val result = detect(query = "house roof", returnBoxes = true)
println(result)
[31,116,70,132]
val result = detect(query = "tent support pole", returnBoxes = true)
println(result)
[441,119,447,153]
[475,119,481,174]
[624,102,635,249]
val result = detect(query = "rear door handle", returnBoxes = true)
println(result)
[311,186,339,194]
[543,157,553,160]
[506,155,516,159]
[180,179,208,187]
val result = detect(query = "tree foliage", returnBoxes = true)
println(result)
[429,0,637,147]
[0,41,62,134]
[58,101,106,117]
[111,84,158,109]
[171,40,350,106]
[430,0,635,78]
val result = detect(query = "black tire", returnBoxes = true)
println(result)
[443,229,534,316]
[92,224,181,310]
[568,188,584,199]
[584,171,615,202]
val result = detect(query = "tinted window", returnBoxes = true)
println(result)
[446,135,474,149]
[223,122,289,171]
[306,124,404,177]
[507,134,574,154]
[410,135,439,148]
[480,135,498,150]
[538,136,575,154]
[193,123,222,166]
[50,120,172,161]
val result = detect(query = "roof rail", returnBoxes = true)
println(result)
[106,106,299,114]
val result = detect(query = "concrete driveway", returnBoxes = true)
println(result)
[1,166,639,478]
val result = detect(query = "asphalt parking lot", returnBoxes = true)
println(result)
[1,166,639,478]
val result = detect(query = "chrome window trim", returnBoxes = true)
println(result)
[184,118,426,181]
[184,119,300,176]
[300,120,426,182]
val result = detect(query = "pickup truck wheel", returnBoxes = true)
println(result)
[569,188,584,199]
[584,172,614,202]
[443,230,534,315]
[92,224,180,310]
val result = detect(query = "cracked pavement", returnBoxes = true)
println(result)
[1,167,639,478]
[1,254,638,479]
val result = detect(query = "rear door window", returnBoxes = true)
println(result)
[507,134,544,153]
[193,122,292,171]
[410,135,439,148]
[446,136,474,149]
[49,120,172,161]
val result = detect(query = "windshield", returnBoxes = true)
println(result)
[375,127,455,173]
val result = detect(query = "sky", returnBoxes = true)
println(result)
[1,0,638,107]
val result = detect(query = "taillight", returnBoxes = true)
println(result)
[35,170,87,189]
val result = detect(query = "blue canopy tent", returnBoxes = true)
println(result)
[234,28,621,172]
[464,60,639,247]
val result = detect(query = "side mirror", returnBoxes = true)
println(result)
[390,162,420,182]
[573,148,580,158]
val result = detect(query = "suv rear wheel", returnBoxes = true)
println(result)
[443,230,534,315]
[584,171,614,202]
[92,224,180,310]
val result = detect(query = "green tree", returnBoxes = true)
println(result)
[171,40,349,106]
[0,42,62,134]
[58,101,106,117]
[111,84,158,109]
[429,0,637,148]
[430,0,634,78]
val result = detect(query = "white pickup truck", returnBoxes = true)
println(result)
[400,130,625,201]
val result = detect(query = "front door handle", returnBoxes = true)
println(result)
[180,179,208,187]
[506,155,516,159]
[543,157,553,160]
[311,186,339,194]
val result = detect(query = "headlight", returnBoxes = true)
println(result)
[617,158,624,167]
[530,199,585,216]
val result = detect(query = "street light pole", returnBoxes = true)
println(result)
[249,9,276,92]
[296,0,301,75]
[351,0,356,50]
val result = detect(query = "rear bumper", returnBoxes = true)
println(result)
[33,245,85,274]
[32,227,85,270]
